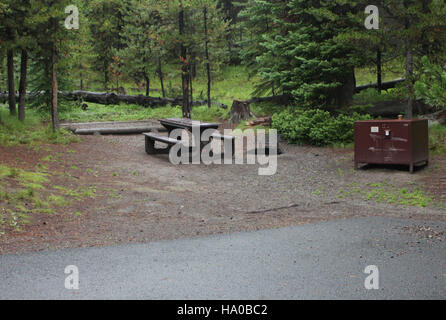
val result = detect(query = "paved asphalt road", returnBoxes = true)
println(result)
[1,217,446,300]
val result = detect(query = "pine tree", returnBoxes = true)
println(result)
[241,0,364,108]
[87,0,128,91]
[28,0,74,131]
[239,0,279,95]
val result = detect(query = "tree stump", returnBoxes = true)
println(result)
[230,100,251,125]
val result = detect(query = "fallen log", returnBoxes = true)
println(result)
[61,91,179,107]
[74,126,164,135]
[60,120,167,135]
[360,99,431,118]
[0,91,227,109]
[355,78,406,93]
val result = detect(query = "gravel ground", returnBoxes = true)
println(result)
[1,133,445,254]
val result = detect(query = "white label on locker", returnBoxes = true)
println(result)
[371,127,379,133]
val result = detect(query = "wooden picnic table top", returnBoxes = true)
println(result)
[159,118,220,131]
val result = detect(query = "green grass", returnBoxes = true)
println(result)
[364,184,434,208]
[313,179,438,208]
[57,102,231,123]
[0,164,98,234]
[57,102,181,122]
[60,65,257,123]
[0,108,80,147]
[355,59,405,86]
[87,65,256,107]
[362,182,435,208]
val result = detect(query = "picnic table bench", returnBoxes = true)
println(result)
[144,118,235,156]
[143,132,182,154]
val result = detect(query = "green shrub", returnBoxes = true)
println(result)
[272,108,372,146]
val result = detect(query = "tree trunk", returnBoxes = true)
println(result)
[405,43,414,119]
[157,57,166,98]
[229,100,251,124]
[51,44,59,132]
[144,75,150,97]
[104,61,109,92]
[80,65,84,91]
[18,49,27,122]
[189,67,193,106]
[179,2,191,119]
[7,50,16,116]
[336,68,355,107]
[190,55,197,79]
[377,48,382,93]
[204,7,211,109]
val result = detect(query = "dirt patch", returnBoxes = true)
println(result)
[1,134,445,255]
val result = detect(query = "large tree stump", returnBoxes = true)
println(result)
[230,100,251,125]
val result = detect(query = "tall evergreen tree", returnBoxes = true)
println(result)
[241,0,363,108]
[87,0,128,91]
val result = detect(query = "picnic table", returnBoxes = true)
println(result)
[143,118,235,156]
[159,118,220,135]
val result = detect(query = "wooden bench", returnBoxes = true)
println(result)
[143,130,236,158]
[143,132,183,155]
